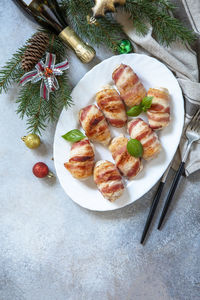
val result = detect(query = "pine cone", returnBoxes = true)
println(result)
[22,32,49,72]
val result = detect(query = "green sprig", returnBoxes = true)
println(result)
[123,0,196,45]
[127,96,153,116]
[0,45,28,93]
[62,0,125,52]
[62,0,196,47]
[11,32,72,134]
[16,77,72,135]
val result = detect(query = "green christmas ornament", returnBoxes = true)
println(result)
[118,39,133,54]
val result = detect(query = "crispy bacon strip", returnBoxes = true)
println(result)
[96,87,127,128]
[79,105,111,145]
[128,118,161,160]
[147,88,171,130]
[94,160,124,201]
[64,138,95,179]
[112,64,146,107]
[109,135,143,180]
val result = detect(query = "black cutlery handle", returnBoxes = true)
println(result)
[157,162,185,230]
[140,181,165,244]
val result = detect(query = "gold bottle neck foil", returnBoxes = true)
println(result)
[59,27,95,63]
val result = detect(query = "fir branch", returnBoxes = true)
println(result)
[26,97,48,135]
[124,0,196,45]
[0,44,28,93]
[45,31,66,60]
[16,75,72,134]
[62,0,195,47]
[14,66,26,84]
[0,30,66,95]
[16,82,35,119]
[56,73,73,110]
[152,0,176,12]
[62,0,125,52]
[1,29,72,134]
[46,93,59,122]
[16,81,47,134]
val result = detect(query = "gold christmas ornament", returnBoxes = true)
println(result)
[21,133,41,149]
[92,0,126,17]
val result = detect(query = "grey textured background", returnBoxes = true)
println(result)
[0,1,200,300]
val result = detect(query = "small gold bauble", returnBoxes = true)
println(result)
[22,133,41,149]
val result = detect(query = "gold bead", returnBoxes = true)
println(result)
[22,133,41,149]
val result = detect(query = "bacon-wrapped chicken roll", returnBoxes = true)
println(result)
[64,138,95,179]
[147,88,171,130]
[112,64,146,107]
[94,160,124,201]
[109,135,143,179]
[79,105,111,145]
[128,118,161,160]
[96,87,127,128]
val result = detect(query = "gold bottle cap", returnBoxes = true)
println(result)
[59,27,96,64]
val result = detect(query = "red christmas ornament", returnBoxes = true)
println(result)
[32,162,54,178]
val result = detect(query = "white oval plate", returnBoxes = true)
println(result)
[54,54,184,211]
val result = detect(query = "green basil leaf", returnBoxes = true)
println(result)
[127,104,143,117]
[62,129,86,142]
[127,139,143,158]
[142,96,153,109]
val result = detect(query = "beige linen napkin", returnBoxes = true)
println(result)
[117,0,200,175]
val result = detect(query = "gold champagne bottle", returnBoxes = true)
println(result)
[13,0,96,63]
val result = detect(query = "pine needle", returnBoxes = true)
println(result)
[124,0,196,45]
[62,0,125,52]
[0,45,28,93]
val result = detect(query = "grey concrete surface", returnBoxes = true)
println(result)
[0,1,200,300]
